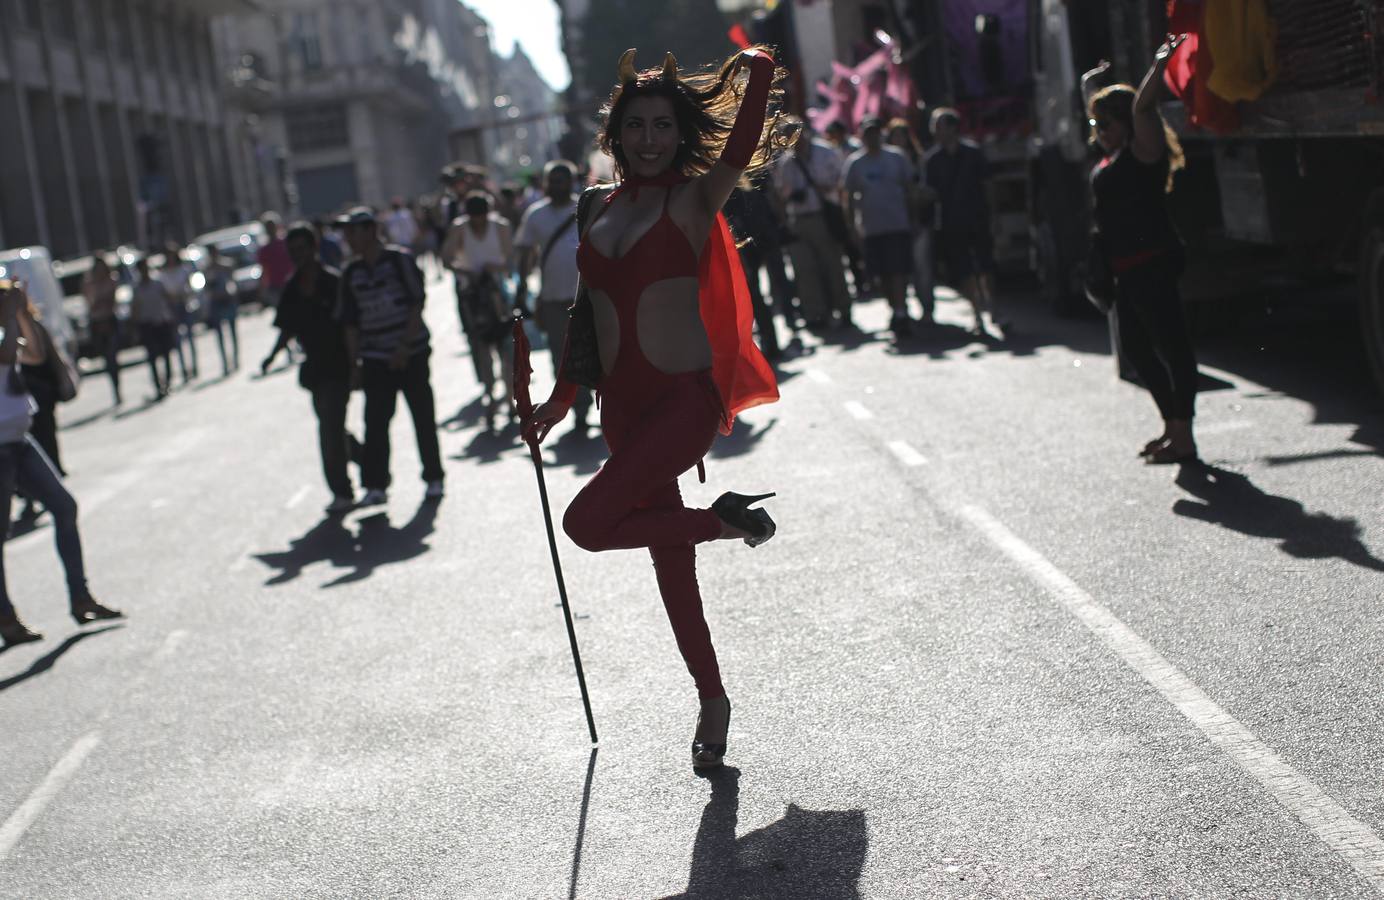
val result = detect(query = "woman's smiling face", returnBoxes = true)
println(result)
[620,95,680,177]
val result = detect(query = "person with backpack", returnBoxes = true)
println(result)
[337,208,445,504]
[514,160,592,432]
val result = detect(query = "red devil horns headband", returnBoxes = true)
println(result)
[617,48,678,87]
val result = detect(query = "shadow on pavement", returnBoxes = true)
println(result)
[251,499,441,588]
[0,625,123,690]
[1173,463,1384,572]
[568,747,598,900]
[661,767,868,899]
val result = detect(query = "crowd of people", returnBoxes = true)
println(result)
[2,40,1202,777]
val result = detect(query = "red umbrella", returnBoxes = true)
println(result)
[513,315,598,745]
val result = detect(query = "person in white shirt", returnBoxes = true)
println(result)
[384,198,420,250]
[775,118,853,328]
[442,192,516,428]
[513,160,592,431]
[843,117,922,336]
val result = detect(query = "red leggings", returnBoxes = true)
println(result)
[562,369,727,699]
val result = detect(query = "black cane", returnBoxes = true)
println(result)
[525,440,598,745]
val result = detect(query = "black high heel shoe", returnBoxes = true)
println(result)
[692,696,732,770]
[1,618,43,649]
[712,492,777,548]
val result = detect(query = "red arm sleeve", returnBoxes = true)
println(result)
[720,51,775,170]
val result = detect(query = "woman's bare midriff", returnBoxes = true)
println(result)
[589,279,711,375]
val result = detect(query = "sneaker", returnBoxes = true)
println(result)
[424,480,445,499]
[359,489,388,506]
[325,494,355,513]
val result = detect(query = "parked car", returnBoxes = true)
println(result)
[0,246,77,361]
[191,221,267,305]
[53,247,143,359]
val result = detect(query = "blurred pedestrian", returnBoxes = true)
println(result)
[83,255,121,405]
[16,296,67,477]
[843,117,921,336]
[925,108,1000,337]
[160,241,198,382]
[442,191,517,428]
[724,184,791,357]
[261,224,358,512]
[775,116,852,329]
[1085,39,1198,464]
[0,282,121,651]
[256,214,293,308]
[131,257,175,399]
[887,117,938,324]
[496,184,523,229]
[336,207,444,504]
[313,219,345,269]
[823,120,868,295]
[514,160,593,431]
[204,245,240,376]
[384,197,420,250]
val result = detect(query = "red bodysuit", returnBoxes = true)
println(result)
[555,51,778,701]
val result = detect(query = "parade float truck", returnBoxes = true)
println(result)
[1020,0,1384,394]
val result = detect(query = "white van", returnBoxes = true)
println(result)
[0,246,76,359]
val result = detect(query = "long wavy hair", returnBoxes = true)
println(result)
[597,45,795,183]
[1089,84,1185,193]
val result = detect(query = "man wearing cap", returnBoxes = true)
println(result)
[336,207,445,504]
[843,117,922,336]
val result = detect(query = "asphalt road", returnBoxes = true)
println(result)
[0,271,1381,899]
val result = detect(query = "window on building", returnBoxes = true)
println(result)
[293,12,323,71]
[285,105,349,154]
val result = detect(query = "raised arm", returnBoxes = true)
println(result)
[1131,35,1185,163]
[694,49,777,217]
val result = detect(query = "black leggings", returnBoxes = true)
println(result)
[1114,264,1198,421]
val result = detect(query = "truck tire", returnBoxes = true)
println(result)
[1360,223,1384,396]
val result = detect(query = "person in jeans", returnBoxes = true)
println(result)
[514,160,592,431]
[0,283,121,650]
[774,117,852,328]
[83,256,121,405]
[204,245,240,376]
[261,224,358,512]
[160,241,198,382]
[843,117,921,336]
[337,207,444,504]
[131,257,175,399]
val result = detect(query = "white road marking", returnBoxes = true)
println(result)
[284,486,311,510]
[0,629,190,860]
[887,441,928,467]
[843,401,874,421]
[0,732,102,861]
[806,369,833,385]
[957,503,1384,892]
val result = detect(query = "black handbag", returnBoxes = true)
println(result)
[560,186,605,390]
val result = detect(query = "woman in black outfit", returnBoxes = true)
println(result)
[1085,37,1199,464]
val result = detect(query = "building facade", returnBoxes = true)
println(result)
[0,0,255,258]
[212,0,558,219]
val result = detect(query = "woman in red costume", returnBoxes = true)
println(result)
[522,45,790,770]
